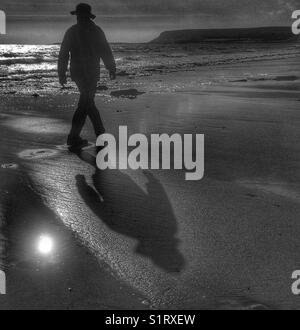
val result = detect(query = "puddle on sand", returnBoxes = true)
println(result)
[2,117,68,135]
[56,143,95,152]
[16,144,96,161]
[1,163,19,169]
[110,89,145,99]
[17,149,59,160]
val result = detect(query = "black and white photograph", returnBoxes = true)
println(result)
[0,0,300,313]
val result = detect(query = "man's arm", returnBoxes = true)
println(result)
[58,30,71,85]
[98,28,116,79]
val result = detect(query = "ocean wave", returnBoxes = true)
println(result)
[0,56,57,66]
[0,71,58,82]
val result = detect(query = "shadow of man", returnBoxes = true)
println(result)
[75,151,185,273]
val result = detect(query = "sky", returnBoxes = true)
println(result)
[0,0,299,43]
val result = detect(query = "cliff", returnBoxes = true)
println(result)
[150,27,298,43]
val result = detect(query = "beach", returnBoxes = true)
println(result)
[0,41,300,309]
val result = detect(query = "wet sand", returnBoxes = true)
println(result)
[0,57,300,309]
[0,153,147,309]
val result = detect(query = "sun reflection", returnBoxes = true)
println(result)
[37,235,54,255]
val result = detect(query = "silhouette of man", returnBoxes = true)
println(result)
[58,3,116,150]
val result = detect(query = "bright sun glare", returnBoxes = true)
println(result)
[38,235,54,255]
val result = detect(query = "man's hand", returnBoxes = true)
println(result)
[59,75,67,87]
[109,70,116,80]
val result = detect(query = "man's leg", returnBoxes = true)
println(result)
[88,102,105,136]
[86,84,106,137]
[68,81,89,145]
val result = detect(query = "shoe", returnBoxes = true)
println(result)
[67,136,88,146]
[67,135,86,145]
[67,136,89,152]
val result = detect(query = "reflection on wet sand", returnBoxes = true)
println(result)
[37,235,54,255]
[0,165,146,309]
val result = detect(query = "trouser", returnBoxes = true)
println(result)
[68,78,105,141]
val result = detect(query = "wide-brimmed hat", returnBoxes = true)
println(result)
[71,3,96,19]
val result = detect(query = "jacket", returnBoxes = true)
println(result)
[58,20,116,82]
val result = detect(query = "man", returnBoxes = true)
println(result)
[58,3,116,151]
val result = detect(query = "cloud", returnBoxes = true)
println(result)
[0,0,297,29]
[0,0,298,17]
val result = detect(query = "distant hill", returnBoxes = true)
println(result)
[150,27,298,43]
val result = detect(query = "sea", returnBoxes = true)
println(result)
[0,41,299,95]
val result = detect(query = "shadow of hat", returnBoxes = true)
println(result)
[71,3,96,19]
